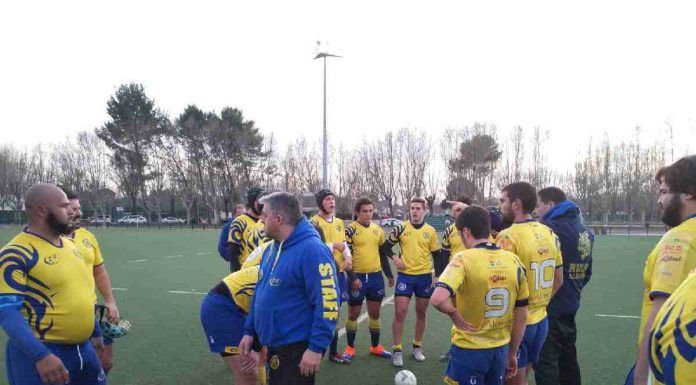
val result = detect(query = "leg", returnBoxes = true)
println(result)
[269,342,314,385]
[558,315,581,385]
[534,318,562,385]
[414,297,429,344]
[392,296,410,347]
[97,344,114,374]
[222,354,258,385]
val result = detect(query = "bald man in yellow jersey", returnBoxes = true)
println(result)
[309,189,353,364]
[628,155,696,385]
[496,182,563,385]
[0,183,106,385]
[381,197,445,367]
[201,266,264,385]
[431,205,529,385]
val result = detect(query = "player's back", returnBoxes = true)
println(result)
[496,220,562,324]
[221,265,261,313]
[649,269,696,385]
[438,245,529,349]
[228,213,261,264]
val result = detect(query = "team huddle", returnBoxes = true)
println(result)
[0,155,695,385]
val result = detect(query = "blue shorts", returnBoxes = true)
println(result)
[348,272,386,305]
[200,292,246,354]
[6,339,106,385]
[445,344,509,385]
[395,273,433,298]
[518,317,549,367]
[337,271,348,304]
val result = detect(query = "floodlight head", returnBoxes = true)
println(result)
[314,52,342,60]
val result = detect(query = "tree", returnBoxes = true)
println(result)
[448,132,501,203]
[96,83,170,218]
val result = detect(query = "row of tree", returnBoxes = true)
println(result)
[0,83,683,223]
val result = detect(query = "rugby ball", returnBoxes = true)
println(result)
[394,370,417,385]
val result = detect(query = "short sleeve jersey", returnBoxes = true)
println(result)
[241,241,272,269]
[649,268,696,385]
[388,221,439,275]
[638,217,696,347]
[72,227,104,302]
[228,213,261,265]
[345,221,385,274]
[496,220,563,325]
[0,230,95,343]
[437,245,529,349]
[222,265,260,313]
[309,214,346,271]
[442,223,466,259]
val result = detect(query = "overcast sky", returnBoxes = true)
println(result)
[1,1,695,171]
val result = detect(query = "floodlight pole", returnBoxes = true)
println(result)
[314,51,341,190]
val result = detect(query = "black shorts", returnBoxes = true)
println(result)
[268,341,314,385]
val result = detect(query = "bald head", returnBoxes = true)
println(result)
[25,183,67,209]
[24,183,74,235]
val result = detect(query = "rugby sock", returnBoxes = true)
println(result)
[368,317,381,347]
[330,330,339,356]
[346,318,358,348]
[393,344,403,352]
[412,340,422,349]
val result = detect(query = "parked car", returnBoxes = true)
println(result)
[161,217,185,224]
[92,215,112,224]
[117,215,137,223]
[129,216,147,224]
[380,218,401,227]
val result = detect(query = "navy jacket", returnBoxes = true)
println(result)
[543,201,594,317]
[244,217,338,353]
[217,219,232,261]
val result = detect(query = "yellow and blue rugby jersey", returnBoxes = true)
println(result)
[228,213,260,265]
[346,221,385,274]
[71,227,104,303]
[241,241,272,269]
[638,217,696,347]
[442,223,466,259]
[0,231,96,344]
[649,269,696,385]
[246,222,271,252]
[496,220,563,325]
[222,265,260,313]
[438,245,529,349]
[387,221,439,275]
[310,214,346,271]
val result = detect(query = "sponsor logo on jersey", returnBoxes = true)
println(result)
[44,254,59,265]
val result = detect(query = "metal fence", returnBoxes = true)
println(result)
[587,223,668,236]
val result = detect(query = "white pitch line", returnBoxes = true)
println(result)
[112,288,128,291]
[595,313,640,319]
[128,259,147,263]
[165,255,183,259]
[168,290,207,295]
[338,295,394,337]
[196,252,213,255]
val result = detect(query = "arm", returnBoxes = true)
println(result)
[634,296,667,385]
[228,242,242,272]
[552,266,564,297]
[430,285,476,332]
[93,264,119,322]
[432,249,446,277]
[0,295,51,362]
[305,249,338,354]
[379,249,394,279]
[506,305,528,379]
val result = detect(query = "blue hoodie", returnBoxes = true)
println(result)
[217,219,232,261]
[244,217,338,353]
[542,200,594,317]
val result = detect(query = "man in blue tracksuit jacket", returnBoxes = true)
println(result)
[240,192,338,385]
[533,187,594,385]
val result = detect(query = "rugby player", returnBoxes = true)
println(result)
[228,187,266,272]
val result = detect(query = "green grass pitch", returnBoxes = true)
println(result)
[0,226,658,385]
